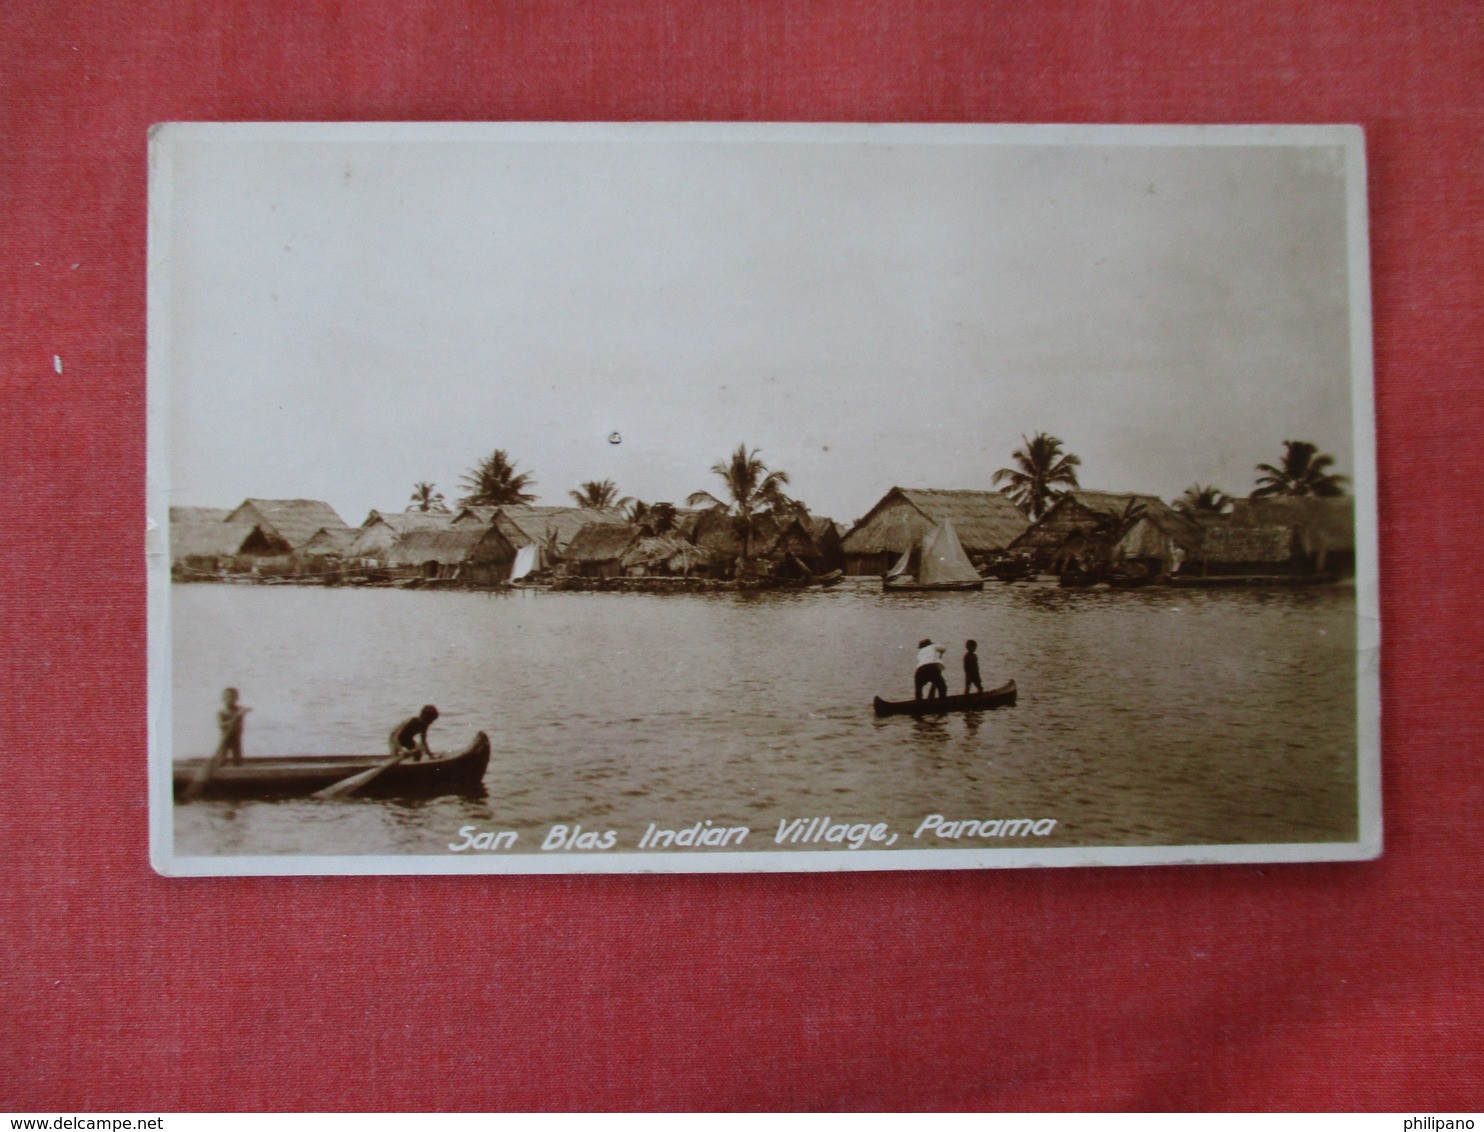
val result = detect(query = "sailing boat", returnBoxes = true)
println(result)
[883,520,985,592]
[507,543,538,582]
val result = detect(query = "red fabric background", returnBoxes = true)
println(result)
[3,0,1481,1112]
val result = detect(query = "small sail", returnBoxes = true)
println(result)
[887,546,913,578]
[508,544,538,581]
[917,520,981,586]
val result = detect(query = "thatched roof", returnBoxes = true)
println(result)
[500,506,625,551]
[806,516,844,545]
[454,505,624,550]
[170,506,232,525]
[1062,490,1162,518]
[565,522,641,563]
[171,520,273,560]
[621,536,718,574]
[1015,491,1203,553]
[228,499,349,549]
[362,510,457,534]
[688,509,802,559]
[384,528,504,567]
[841,488,1030,555]
[451,505,501,527]
[298,527,359,556]
[759,517,818,560]
[1229,497,1354,553]
[1199,523,1294,564]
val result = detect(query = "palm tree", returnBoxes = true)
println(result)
[458,449,537,507]
[620,499,678,536]
[992,432,1081,520]
[686,444,799,573]
[407,482,449,513]
[1252,440,1347,499]
[569,479,630,511]
[1174,484,1232,515]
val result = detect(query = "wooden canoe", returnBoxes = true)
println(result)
[173,731,491,801]
[873,679,1017,717]
[882,577,985,592]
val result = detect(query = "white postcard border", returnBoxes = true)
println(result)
[147,121,1381,877]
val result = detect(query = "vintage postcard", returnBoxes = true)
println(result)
[147,122,1379,875]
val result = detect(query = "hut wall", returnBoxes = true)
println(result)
[248,555,298,577]
[463,562,508,587]
[806,526,846,574]
[1199,558,1303,577]
[1195,525,1299,576]
[845,551,897,577]
[174,554,231,579]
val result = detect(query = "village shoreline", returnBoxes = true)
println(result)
[169,487,1356,594]
[169,571,1354,595]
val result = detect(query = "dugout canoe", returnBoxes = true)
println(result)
[873,680,1017,717]
[173,731,491,801]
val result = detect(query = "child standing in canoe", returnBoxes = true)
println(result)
[963,640,984,696]
[217,687,250,765]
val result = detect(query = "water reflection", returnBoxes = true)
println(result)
[172,580,1358,856]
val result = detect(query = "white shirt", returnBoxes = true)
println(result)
[916,644,945,668]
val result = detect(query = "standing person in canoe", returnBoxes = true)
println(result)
[914,638,948,702]
[218,687,250,765]
[963,640,984,696]
[389,704,440,762]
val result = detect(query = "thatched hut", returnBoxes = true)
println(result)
[348,510,457,561]
[687,508,805,576]
[384,526,517,584]
[804,517,846,575]
[621,536,719,577]
[756,517,822,578]
[170,519,285,577]
[504,506,624,551]
[1227,497,1354,575]
[840,488,1030,576]
[1010,491,1202,574]
[564,523,641,578]
[453,505,625,570]
[226,498,349,550]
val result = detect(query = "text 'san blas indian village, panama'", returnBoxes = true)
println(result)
[149,124,1379,874]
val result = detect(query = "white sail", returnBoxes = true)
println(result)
[508,543,538,581]
[887,546,913,578]
[916,520,981,586]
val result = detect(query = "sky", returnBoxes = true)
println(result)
[156,123,1366,527]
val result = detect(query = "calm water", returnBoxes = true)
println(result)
[171,580,1358,857]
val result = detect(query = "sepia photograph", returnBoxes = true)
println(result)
[147,122,1379,874]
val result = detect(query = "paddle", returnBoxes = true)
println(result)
[181,732,233,803]
[312,750,410,801]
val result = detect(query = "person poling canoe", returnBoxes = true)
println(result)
[389,704,440,761]
[180,686,252,802]
[218,687,250,764]
[313,703,444,801]
[914,638,948,701]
